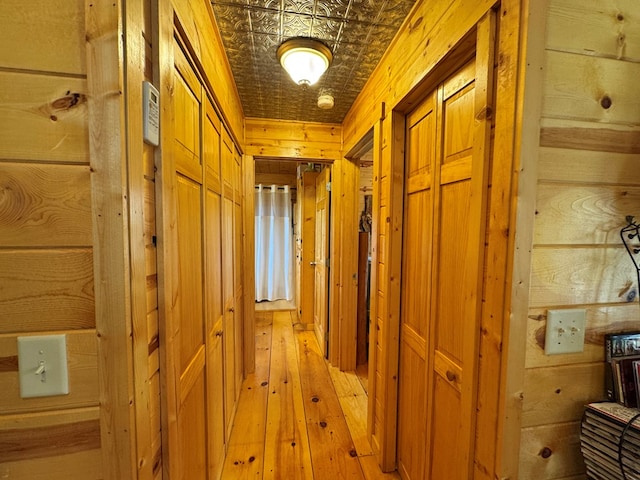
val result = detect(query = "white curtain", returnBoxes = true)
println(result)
[255,185,294,301]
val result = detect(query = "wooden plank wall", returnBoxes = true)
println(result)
[255,160,299,187]
[245,118,342,161]
[519,1,640,479]
[0,1,103,478]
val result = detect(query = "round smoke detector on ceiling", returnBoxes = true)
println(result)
[318,92,334,109]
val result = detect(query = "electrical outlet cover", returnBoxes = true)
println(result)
[545,309,586,355]
[17,334,69,398]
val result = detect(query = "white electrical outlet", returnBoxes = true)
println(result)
[17,335,69,398]
[544,309,586,355]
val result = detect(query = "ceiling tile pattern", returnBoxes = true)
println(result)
[211,0,417,123]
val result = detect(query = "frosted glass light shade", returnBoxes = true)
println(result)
[277,38,332,86]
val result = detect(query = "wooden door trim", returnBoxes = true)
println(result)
[242,153,256,375]
[330,157,360,370]
[367,119,382,444]
[495,0,545,477]
[374,108,406,471]
[458,11,496,474]
[156,1,179,478]
[86,1,136,478]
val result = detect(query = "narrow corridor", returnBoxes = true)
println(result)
[222,311,399,479]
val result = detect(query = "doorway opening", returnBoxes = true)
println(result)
[253,153,372,381]
[355,153,373,391]
[254,184,295,303]
[343,129,375,393]
[254,159,298,312]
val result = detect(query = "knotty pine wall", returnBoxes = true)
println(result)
[518,1,640,479]
[0,1,163,478]
[0,1,102,478]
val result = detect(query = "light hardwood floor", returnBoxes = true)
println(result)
[222,310,400,479]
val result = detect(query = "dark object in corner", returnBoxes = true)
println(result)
[621,216,640,301]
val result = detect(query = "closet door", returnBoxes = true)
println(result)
[221,128,237,436]
[233,151,244,391]
[397,26,493,476]
[313,167,330,356]
[173,44,207,480]
[204,98,225,480]
[397,90,437,480]
[429,58,486,480]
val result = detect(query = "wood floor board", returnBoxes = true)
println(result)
[296,330,365,479]
[221,311,398,479]
[263,312,313,480]
[222,441,265,477]
[328,363,367,398]
[336,394,373,457]
[222,310,273,475]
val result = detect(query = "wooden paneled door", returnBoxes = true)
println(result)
[172,42,207,480]
[221,127,237,438]
[233,151,244,397]
[396,15,493,479]
[397,88,436,480]
[164,35,233,480]
[204,98,225,480]
[313,167,330,357]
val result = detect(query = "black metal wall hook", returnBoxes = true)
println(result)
[621,216,640,302]
[620,215,638,245]
[621,216,640,257]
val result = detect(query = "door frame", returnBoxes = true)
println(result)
[313,167,331,357]
[366,14,499,472]
[340,131,376,372]
[248,154,362,372]
[327,157,361,370]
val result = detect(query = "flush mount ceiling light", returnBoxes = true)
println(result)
[277,38,333,87]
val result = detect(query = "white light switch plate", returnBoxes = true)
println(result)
[17,335,69,398]
[545,309,586,355]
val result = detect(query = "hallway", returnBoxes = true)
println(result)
[222,311,400,479]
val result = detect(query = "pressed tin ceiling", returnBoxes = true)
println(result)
[210,0,418,124]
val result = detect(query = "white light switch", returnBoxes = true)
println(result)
[17,335,69,398]
[544,309,586,355]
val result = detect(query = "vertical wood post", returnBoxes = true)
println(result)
[86,1,136,479]
[243,154,256,374]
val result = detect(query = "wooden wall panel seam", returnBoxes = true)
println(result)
[0,418,101,464]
